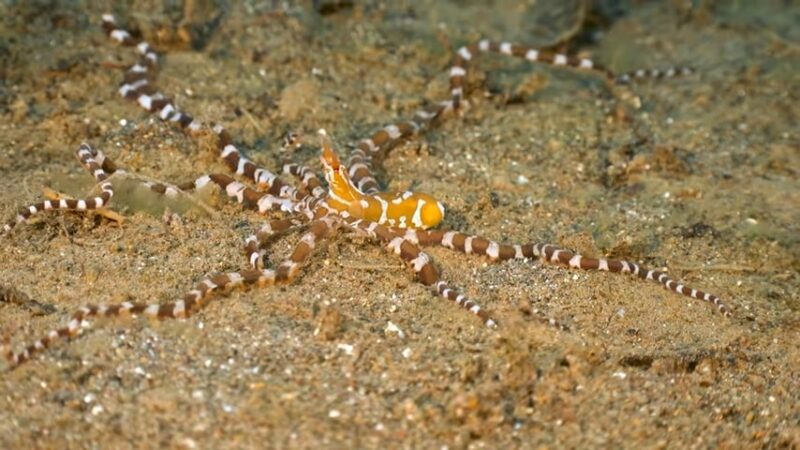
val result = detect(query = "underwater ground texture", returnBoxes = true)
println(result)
[0,1,797,448]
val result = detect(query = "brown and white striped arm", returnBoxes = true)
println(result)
[614,66,694,85]
[396,228,732,317]
[279,132,325,197]
[350,39,693,192]
[282,163,326,199]
[98,150,304,217]
[199,173,300,215]
[76,145,283,218]
[101,13,141,47]
[77,144,212,205]
[3,145,116,235]
[270,215,339,280]
[214,125,301,199]
[138,173,294,215]
[103,15,301,201]
[449,39,694,109]
[1,269,275,368]
[1,215,338,368]
[2,183,114,236]
[347,219,497,328]
[244,217,311,269]
[102,14,199,130]
[348,102,451,194]
[76,143,121,181]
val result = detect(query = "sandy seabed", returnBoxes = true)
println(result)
[0,1,797,448]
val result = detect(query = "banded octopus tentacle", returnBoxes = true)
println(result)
[449,39,694,109]
[615,66,694,84]
[244,202,334,271]
[280,132,326,198]
[76,143,120,181]
[141,172,299,215]
[76,143,295,216]
[1,267,294,368]
[102,14,301,201]
[272,215,340,281]
[3,145,115,235]
[397,228,731,316]
[244,217,311,269]
[282,162,326,199]
[1,270,268,367]
[347,101,451,195]
[214,125,301,199]
[102,15,198,129]
[347,39,692,196]
[1,215,338,368]
[347,219,497,328]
